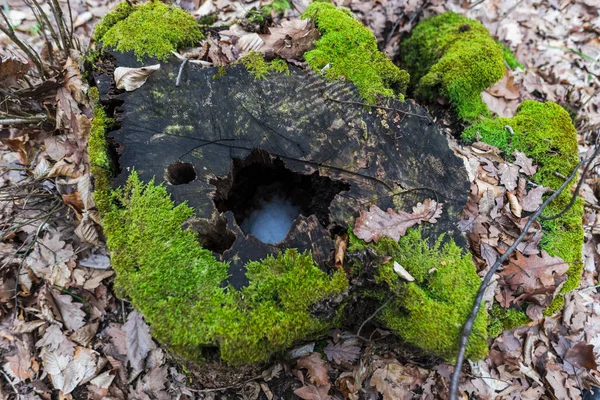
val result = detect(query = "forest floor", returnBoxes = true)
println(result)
[0,0,599,399]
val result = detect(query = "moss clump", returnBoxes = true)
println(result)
[401,12,505,121]
[101,172,347,365]
[463,100,584,317]
[239,51,289,79]
[488,304,530,337]
[499,42,524,70]
[348,229,489,361]
[302,2,409,103]
[95,1,203,61]
[88,87,114,213]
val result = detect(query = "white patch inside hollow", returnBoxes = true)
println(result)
[241,195,300,244]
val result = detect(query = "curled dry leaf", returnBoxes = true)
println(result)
[334,233,348,269]
[114,64,160,91]
[507,192,522,217]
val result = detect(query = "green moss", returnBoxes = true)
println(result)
[88,87,114,213]
[499,42,524,70]
[348,229,488,361]
[488,304,530,337]
[302,2,409,103]
[401,12,505,121]
[96,1,203,61]
[99,172,347,365]
[239,51,289,79]
[463,100,584,317]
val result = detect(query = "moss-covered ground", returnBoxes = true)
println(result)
[463,100,584,318]
[94,0,203,61]
[348,229,489,361]
[401,12,505,121]
[302,2,409,103]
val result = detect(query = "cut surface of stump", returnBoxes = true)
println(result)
[98,51,470,288]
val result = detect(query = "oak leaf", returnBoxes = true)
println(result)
[354,199,443,243]
[297,352,330,386]
[513,151,537,176]
[323,339,361,365]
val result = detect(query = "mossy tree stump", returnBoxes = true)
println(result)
[89,0,492,372]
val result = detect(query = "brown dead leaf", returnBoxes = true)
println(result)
[51,289,86,331]
[0,56,30,87]
[370,362,428,400]
[522,186,549,212]
[260,19,320,62]
[354,199,443,243]
[334,233,348,269]
[498,250,569,308]
[323,339,361,365]
[513,151,537,176]
[293,384,331,400]
[499,163,520,191]
[297,352,330,386]
[3,339,38,382]
[564,342,598,372]
[124,311,156,371]
[488,69,520,100]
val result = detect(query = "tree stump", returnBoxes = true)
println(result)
[95,50,470,288]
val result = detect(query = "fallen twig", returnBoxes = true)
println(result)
[0,115,47,126]
[449,157,585,400]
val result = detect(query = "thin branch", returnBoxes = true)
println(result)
[449,158,584,400]
[26,0,62,52]
[356,297,394,338]
[0,115,46,125]
[48,0,70,55]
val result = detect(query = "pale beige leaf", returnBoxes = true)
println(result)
[114,64,160,91]
[77,174,95,210]
[393,261,415,282]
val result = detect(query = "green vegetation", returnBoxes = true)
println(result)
[348,229,489,361]
[87,87,113,213]
[95,0,203,61]
[401,12,505,121]
[488,304,530,337]
[302,2,409,103]
[99,172,347,365]
[463,100,584,316]
[499,42,524,70]
[239,51,289,79]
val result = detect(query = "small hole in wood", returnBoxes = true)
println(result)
[165,161,196,185]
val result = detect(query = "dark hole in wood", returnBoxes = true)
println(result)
[165,161,197,185]
[210,149,350,242]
